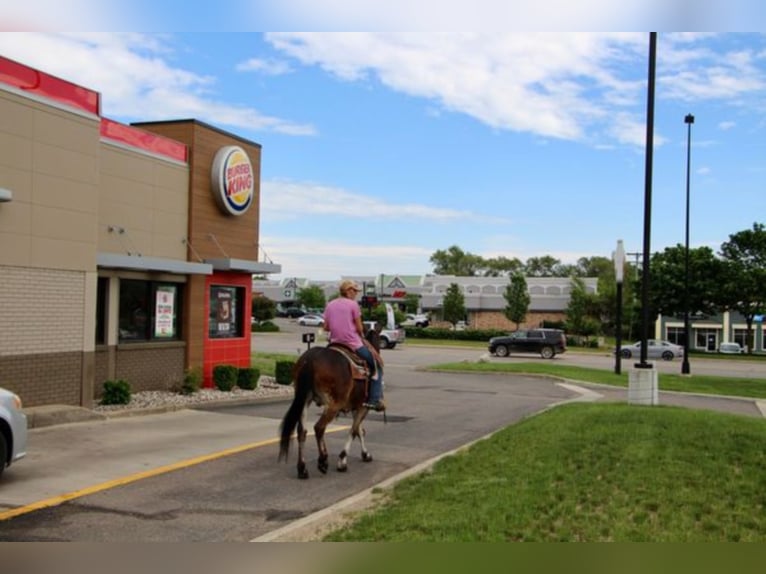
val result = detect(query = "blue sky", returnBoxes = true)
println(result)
[0,28,764,280]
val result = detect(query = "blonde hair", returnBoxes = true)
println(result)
[339,280,360,296]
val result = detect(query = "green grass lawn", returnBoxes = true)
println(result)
[251,352,297,377]
[325,402,766,542]
[427,361,766,399]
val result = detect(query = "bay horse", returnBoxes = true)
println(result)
[279,328,384,479]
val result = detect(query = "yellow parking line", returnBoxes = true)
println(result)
[0,425,350,522]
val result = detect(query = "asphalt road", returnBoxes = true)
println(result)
[0,323,762,541]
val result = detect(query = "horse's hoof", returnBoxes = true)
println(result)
[362,452,373,463]
[318,461,329,474]
[298,469,309,479]
[337,463,348,473]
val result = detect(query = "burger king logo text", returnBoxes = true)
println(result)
[210,146,254,216]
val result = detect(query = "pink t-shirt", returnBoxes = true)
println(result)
[323,296,363,348]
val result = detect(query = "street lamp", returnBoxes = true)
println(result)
[614,240,626,375]
[682,113,695,375]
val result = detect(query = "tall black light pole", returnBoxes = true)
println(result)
[682,113,695,375]
[637,32,657,369]
[614,240,626,375]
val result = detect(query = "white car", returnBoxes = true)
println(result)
[719,342,745,354]
[0,386,28,479]
[616,339,684,361]
[401,313,430,328]
[298,313,324,327]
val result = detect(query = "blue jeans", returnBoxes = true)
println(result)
[356,345,383,403]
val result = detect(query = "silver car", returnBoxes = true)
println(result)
[0,386,28,479]
[617,339,684,361]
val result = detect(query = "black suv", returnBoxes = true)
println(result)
[488,328,567,359]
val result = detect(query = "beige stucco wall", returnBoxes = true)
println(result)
[98,144,189,260]
[0,88,100,271]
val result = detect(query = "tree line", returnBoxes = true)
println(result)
[433,222,766,352]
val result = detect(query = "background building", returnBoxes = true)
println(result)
[254,274,598,330]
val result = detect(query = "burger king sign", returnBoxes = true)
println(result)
[210,146,254,216]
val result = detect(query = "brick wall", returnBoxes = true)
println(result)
[0,265,87,406]
[468,311,567,330]
[95,343,185,397]
[0,351,82,406]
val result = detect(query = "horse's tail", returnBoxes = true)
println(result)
[278,354,313,461]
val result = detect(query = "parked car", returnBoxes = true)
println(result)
[298,313,324,327]
[718,342,745,354]
[401,313,430,328]
[283,307,306,318]
[488,328,567,359]
[0,386,28,479]
[616,339,684,361]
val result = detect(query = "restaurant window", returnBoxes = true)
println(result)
[209,285,245,339]
[118,279,183,342]
[95,277,108,345]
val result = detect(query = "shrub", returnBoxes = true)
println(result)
[237,367,261,390]
[252,321,280,333]
[212,364,238,392]
[275,360,296,385]
[180,367,202,395]
[101,379,131,405]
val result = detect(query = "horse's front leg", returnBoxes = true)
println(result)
[338,410,372,472]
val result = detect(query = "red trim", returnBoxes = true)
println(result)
[100,118,188,163]
[202,273,253,387]
[0,55,99,115]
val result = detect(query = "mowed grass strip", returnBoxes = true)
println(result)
[325,403,766,541]
[427,361,766,399]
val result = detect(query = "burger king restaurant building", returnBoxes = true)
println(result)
[0,56,280,408]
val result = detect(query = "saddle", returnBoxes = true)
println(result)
[327,343,371,382]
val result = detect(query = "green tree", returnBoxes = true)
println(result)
[481,255,523,277]
[442,283,466,327]
[524,256,561,277]
[251,295,276,324]
[646,245,724,319]
[430,245,483,276]
[503,272,530,330]
[565,277,602,340]
[296,285,326,310]
[404,293,421,314]
[719,223,766,354]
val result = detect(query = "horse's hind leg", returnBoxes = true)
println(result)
[296,411,309,479]
[314,408,336,474]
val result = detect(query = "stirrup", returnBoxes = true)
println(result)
[363,400,386,412]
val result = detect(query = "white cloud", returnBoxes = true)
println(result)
[719,121,736,130]
[0,32,316,135]
[236,58,292,76]
[261,235,433,280]
[261,179,511,224]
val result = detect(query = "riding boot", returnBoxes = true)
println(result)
[363,376,386,411]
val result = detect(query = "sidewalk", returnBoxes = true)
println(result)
[2,394,293,519]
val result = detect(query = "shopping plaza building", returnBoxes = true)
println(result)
[0,56,279,407]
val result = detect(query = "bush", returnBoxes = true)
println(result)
[252,320,280,333]
[275,360,296,385]
[180,367,202,395]
[212,364,238,392]
[237,367,261,390]
[101,379,131,405]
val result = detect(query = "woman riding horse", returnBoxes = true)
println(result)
[279,280,385,479]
